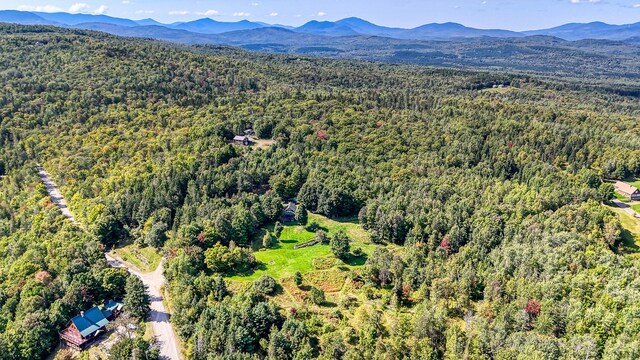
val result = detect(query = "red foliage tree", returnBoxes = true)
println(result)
[317,131,329,140]
[525,299,541,318]
[35,270,52,284]
[440,236,452,255]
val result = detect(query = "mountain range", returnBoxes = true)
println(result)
[2,10,640,42]
[3,9,640,81]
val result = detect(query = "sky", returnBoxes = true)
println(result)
[4,0,640,31]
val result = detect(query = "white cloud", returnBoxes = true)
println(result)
[233,12,251,17]
[196,9,220,16]
[317,11,327,16]
[169,10,190,15]
[570,0,600,3]
[634,3,640,7]
[17,5,63,12]
[269,12,279,17]
[122,0,131,4]
[69,3,90,13]
[94,5,109,14]
[251,2,259,6]
[136,10,155,14]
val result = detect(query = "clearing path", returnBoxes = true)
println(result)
[36,164,180,360]
[36,164,79,226]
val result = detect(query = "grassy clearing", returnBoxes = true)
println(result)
[253,139,276,149]
[230,213,376,281]
[627,178,640,189]
[614,192,629,202]
[605,205,640,256]
[108,241,161,273]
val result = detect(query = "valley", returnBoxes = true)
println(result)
[1,21,640,360]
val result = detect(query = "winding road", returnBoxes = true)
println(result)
[36,165,180,360]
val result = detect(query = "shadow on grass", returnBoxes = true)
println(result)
[327,216,361,225]
[620,229,640,254]
[226,262,268,278]
[344,253,368,266]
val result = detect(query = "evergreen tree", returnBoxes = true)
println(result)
[212,275,229,301]
[124,275,150,320]
[263,232,274,249]
[295,203,308,225]
[274,222,284,238]
[330,230,351,260]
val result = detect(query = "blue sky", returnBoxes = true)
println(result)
[7,0,640,30]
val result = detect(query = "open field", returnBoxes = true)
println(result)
[230,214,376,281]
[627,178,640,189]
[605,204,640,256]
[108,241,162,273]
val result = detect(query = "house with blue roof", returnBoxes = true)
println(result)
[59,300,124,351]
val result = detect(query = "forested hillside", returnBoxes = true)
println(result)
[2,24,640,359]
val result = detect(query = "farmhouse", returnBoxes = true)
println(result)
[233,135,254,146]
[59,300,124,351]
[282,202,297,223]
[614,181,640,200]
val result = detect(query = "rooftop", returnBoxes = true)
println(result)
[71,306,110,338]
[614,181,639,195]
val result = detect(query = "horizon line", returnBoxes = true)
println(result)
[4,8,640,32]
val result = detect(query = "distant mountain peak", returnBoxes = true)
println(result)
[1,10,639,42]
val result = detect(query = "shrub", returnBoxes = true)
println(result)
[352,247,363,257]
[309,286,325,305]
[306,222,320,232]
[254,275,278,296]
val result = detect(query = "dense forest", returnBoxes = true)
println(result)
[2,24,640,359]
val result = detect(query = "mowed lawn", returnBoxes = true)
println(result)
[230,214,375,281]
[606,205,640,256]
[108,241,162,273]
[628,179,640,189]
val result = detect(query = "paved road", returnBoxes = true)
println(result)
[612,199,640,218]
[37,164,180,360]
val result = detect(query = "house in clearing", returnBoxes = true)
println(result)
[614,181,640,200]
[282,201,297,223]
[59,300,123,351]
[233,135,254,146]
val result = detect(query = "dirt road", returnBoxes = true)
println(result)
[36,165,79,226]
[37,164,180,359]
[612,199,640,218]
[106,255,180,360]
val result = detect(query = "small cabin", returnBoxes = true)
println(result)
[233,135,254,146]
[614,181,640,200]
[282,202,297,223]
